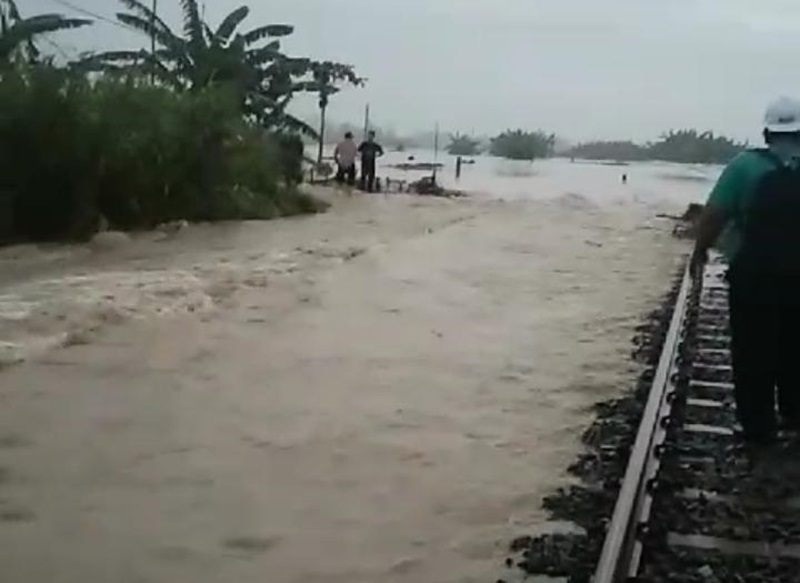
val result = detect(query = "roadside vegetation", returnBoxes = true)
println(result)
[0,0,361,244]
[490,130,556,161]
[567,130,744,164]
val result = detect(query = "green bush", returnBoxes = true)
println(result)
[447,133,481,156]
[0,65,322,243]
[0,66,94,241]
[490,129,555,161]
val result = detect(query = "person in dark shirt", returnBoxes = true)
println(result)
[358,131,384,192]
[691,97,800,448]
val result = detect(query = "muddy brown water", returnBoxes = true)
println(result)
[0,169,700,582]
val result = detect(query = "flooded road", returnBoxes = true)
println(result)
[0,168,695,582]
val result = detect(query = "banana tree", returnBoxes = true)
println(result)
[80,1,307,128]
[0,0,90,67]
[301,61,363,163]
[80,0,362,138]
[446,133,481,156]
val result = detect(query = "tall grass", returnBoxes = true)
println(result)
[0,66,323,244]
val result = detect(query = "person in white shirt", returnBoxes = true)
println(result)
[334,132,358,186]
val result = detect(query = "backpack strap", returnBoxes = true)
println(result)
[753,147,793,170]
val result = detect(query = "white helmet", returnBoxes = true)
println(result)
[764,97,800,133]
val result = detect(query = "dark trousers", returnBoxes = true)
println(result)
[361,160,376,192]
[728,266,800,442]
[335,163,356,185]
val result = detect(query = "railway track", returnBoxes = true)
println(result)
[592,258,800,583]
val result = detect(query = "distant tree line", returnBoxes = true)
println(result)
[567,130,745,164]
[322,126,558,161]
[443,129,556,160]
[327,125,742,165]
[567,141,649,161]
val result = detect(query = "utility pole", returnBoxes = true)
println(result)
[317,93,328,165]
[433,121,440,182]
[150,0,157,84]
[363,103,370,141]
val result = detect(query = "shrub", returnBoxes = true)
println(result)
[447,133,481,156]
[272,132,305,185]
[0,65,323,243]
[0,66,96,241]
[490,129,555,161]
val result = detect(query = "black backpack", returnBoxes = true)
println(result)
[736,149,800,277]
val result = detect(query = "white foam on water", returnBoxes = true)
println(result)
[0,269,219,366]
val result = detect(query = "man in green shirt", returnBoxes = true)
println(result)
[692,97,800,446]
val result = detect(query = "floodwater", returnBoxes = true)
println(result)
[0,160,710,583]
[329,146,717,206]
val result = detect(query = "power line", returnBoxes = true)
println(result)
[41,37,73,60]
[45,0,139,33]
[150,0,157,83]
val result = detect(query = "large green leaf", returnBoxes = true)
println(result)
[1,0,21,34]
[203,22,214,45]
[115,13,190,69]
[0,0,21,22]
[137,55,185,88]
[215,6,249,43]
[75,48,177,83]
[276,113,318,138]
[245,40,281,66]
[246,89,317,137]
[292,79,340,95]
[117,0,177,42]
[241,24,294,46]
[179,0,204,47]
[1,0,31,60]
[0,14,90,62]
[117,0,160,21]
[81,49,148,63]
[311,60,363,85]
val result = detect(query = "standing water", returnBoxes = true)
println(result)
[0,160,711,583]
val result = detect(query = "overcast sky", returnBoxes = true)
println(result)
[28,0,800,143]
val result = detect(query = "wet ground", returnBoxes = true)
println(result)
[0,185,687,583]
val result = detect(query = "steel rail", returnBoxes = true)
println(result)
[591,266,696,583]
